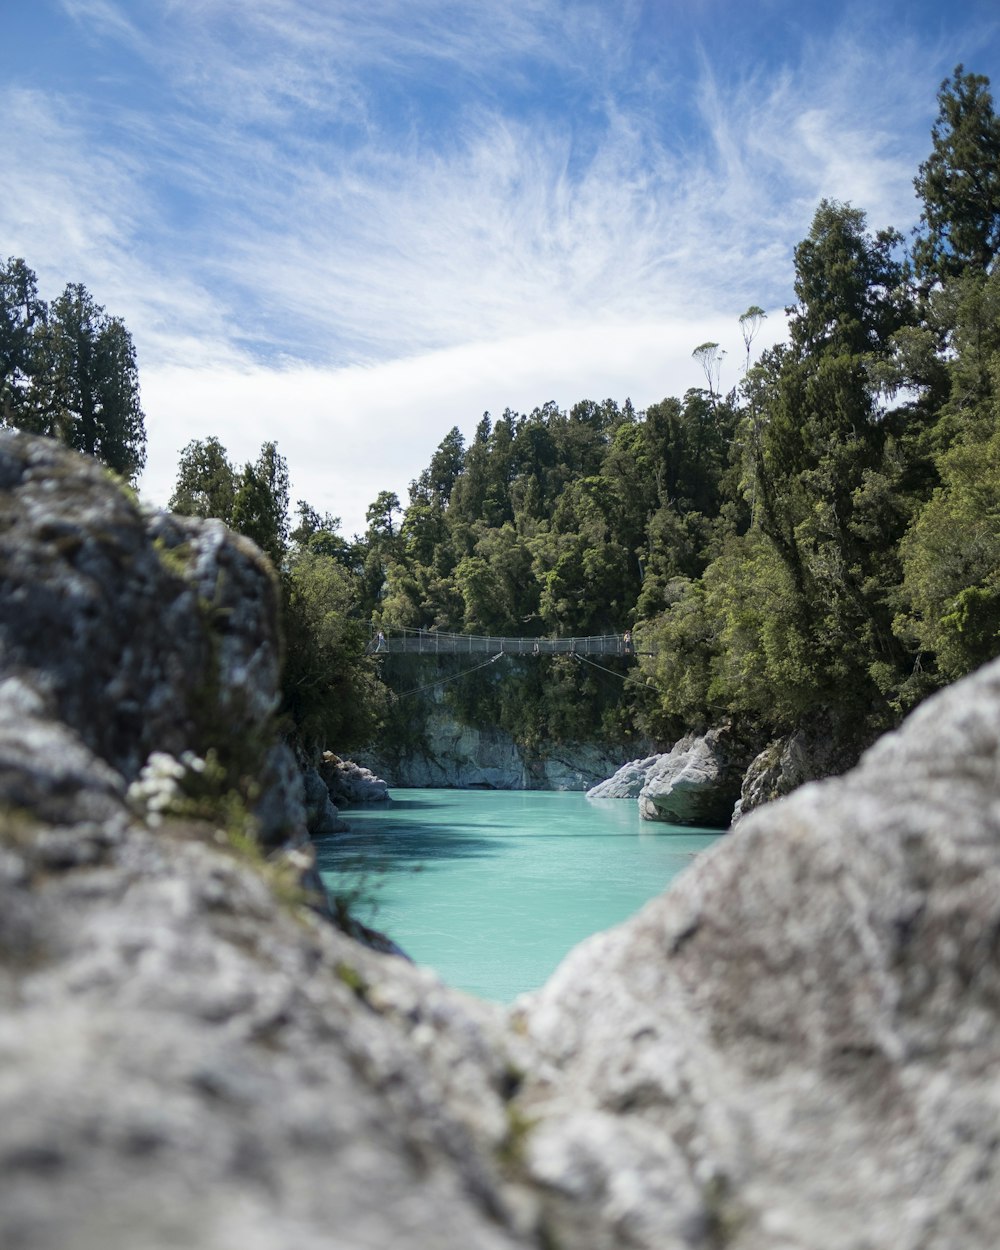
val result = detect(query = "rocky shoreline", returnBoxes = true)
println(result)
[4,431,1000,1249]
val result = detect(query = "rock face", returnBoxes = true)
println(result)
[0,431,295,846]
[586,753,659,799]
[636,728,746,827]
[361,702,631,791]
[733,721,866,823]
[7,431,1000,1248]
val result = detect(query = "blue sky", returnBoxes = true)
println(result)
[3,0,999,536]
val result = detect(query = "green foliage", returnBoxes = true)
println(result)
[169,436,238,522]
[913,65,1000,284]
[281,549,389,750]
[0,258,147,482]
[899,429,1000,680]
[231,441,290,568]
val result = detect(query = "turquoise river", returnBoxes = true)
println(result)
[317,789,722,1002]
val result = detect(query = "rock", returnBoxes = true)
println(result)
[301,764,350,835]
[0,811,536,1250]
[0,430,299,849]
[733,720,866,823]
[525,742,637,791]
[361,706,529,788]
[514,658,1000,1249]
[637,728,745,827]
[360,702,636,791]
[320,752,390,805]
[586,754,660,799]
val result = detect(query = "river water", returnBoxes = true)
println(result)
[316,789,722,1002]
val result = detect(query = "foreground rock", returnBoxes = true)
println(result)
[0,431,296,846]
[515,660,1000,1248]
[5,431,1000,1248]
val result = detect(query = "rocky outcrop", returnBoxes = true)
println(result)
[733,720,867,823]
[361,702,631,791]
[636,728,746,827]
[0,431,296,846]
[586,753,659,799]
[320,751,391,804]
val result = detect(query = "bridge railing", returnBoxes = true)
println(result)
[365,628,638,657]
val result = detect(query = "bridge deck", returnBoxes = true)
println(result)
[366,628,638,657]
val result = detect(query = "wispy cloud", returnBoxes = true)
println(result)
[5,0,999,531]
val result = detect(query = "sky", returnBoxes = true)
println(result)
[3,0,999,538]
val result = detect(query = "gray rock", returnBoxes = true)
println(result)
[733,720,864,823]
[363,707,529,788]
[586,754,660,799]
[637,728,744,827]
[0,430,299,848]
[320,752,391,804]
[525,742,635,791]
[301,763,350,835]
[515,658,1000,1249]
[0,813,535,1250]
[361,702,634,791]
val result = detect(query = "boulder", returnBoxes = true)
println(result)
[0,431,298,846]
[514,658,1000,1248]
[637,728,744,827]
[320,752,391,804]
[586,754,660,799]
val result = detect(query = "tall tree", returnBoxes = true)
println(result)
[43,283,147,481]
[169,436,238,522]
[231,441,290,567]
[913,66,1000,284]
[0,257,46,430]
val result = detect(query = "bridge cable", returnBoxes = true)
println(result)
[391,652,505,700]
[573,651,660,694]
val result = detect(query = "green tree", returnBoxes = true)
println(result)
[168,436,238,521]
[913,66,1000,285]
[282,549,387,749]
[231,441,290,567]
[42,283,146,481]
[0,257,46,429]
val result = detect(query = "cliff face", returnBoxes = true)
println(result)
[5,432,1000,1249]
[359,699,637,791]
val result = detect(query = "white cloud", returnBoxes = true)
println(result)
[140,311,785,539]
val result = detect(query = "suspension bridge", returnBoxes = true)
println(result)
[365,627,647,657]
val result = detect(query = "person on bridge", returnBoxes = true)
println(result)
[375,630,387,652]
